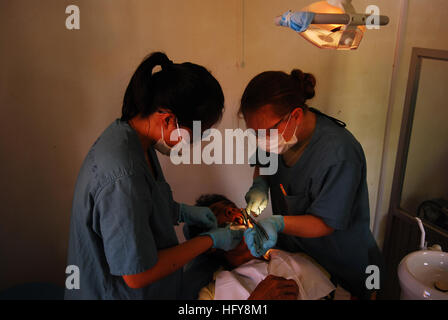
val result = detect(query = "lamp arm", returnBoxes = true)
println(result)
[275,12,389,28]
[312,13,389,26]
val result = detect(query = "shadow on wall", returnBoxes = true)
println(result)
[0,69,95,290]
[0,10,101,289]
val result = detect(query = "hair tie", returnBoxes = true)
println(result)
[162,59,173,70]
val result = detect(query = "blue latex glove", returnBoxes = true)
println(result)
[278,10,315,32]
[245,176,269,216]
[201,226,244,251]
[179,203,218,231]
[244,216,285,257]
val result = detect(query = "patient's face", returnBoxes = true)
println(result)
[209,200,256,268]
[209,200,245,226]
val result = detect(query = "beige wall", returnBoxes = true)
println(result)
[372,0,448,247]
[0,0,444,290]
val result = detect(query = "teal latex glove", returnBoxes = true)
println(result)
[245,176,269,216]
[278,11,315,32]
[179,203,218,231]
[201,225,244,251]
[244,216,285,257]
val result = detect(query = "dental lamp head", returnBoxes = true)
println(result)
[274,0,390,50]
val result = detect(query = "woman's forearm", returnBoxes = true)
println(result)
[123,235,213,289]
[283,215,334,238]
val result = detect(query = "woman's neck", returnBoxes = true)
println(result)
[282,110,316,167]
[128,116,155,151]
[297,110,316,145]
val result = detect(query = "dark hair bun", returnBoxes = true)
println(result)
[290,69,316,101]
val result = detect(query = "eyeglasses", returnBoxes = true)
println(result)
[268,113,291,131]
[256,112,292,139]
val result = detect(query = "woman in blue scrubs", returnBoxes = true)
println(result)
[65,52,243,300]
[240,69,383,299]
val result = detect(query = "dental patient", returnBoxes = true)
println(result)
[184,194,339,300]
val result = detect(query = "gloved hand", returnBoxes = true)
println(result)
[278,10,315,32]
[179,203,218,231]
[244,216,285,257]
[245,176,269,216]
[201,225,245,251]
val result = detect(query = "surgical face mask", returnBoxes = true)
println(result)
[257,113,298,154]
[154,119,184,156]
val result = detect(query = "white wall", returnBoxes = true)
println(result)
[372,0,448,247]
[1,0,444,290]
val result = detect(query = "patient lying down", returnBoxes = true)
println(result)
[185,194,347,300]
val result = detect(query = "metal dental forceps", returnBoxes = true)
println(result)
[241,208,269,240]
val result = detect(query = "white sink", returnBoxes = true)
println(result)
[398,250,448,300]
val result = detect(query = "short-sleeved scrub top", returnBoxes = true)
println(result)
[267,112,383,299]
[65,119,182,299]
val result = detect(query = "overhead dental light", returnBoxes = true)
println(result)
[274,0,389,50]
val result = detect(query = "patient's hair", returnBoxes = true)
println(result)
[195,194,234,207]
[186,194,235,241]
[239,69,316,118]
[121,51,224,131]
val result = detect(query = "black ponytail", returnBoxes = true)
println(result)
[121,52,224,131]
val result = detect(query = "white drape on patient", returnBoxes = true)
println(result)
[214,249,335,300]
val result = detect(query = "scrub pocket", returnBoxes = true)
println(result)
[284,192,310,215]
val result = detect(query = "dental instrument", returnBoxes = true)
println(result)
[241,208,269,240]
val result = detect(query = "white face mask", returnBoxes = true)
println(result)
[154,119,183,156]
[257,113,298,154]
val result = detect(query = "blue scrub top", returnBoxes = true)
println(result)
[65,119,182,299]
[267,112,383,299]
